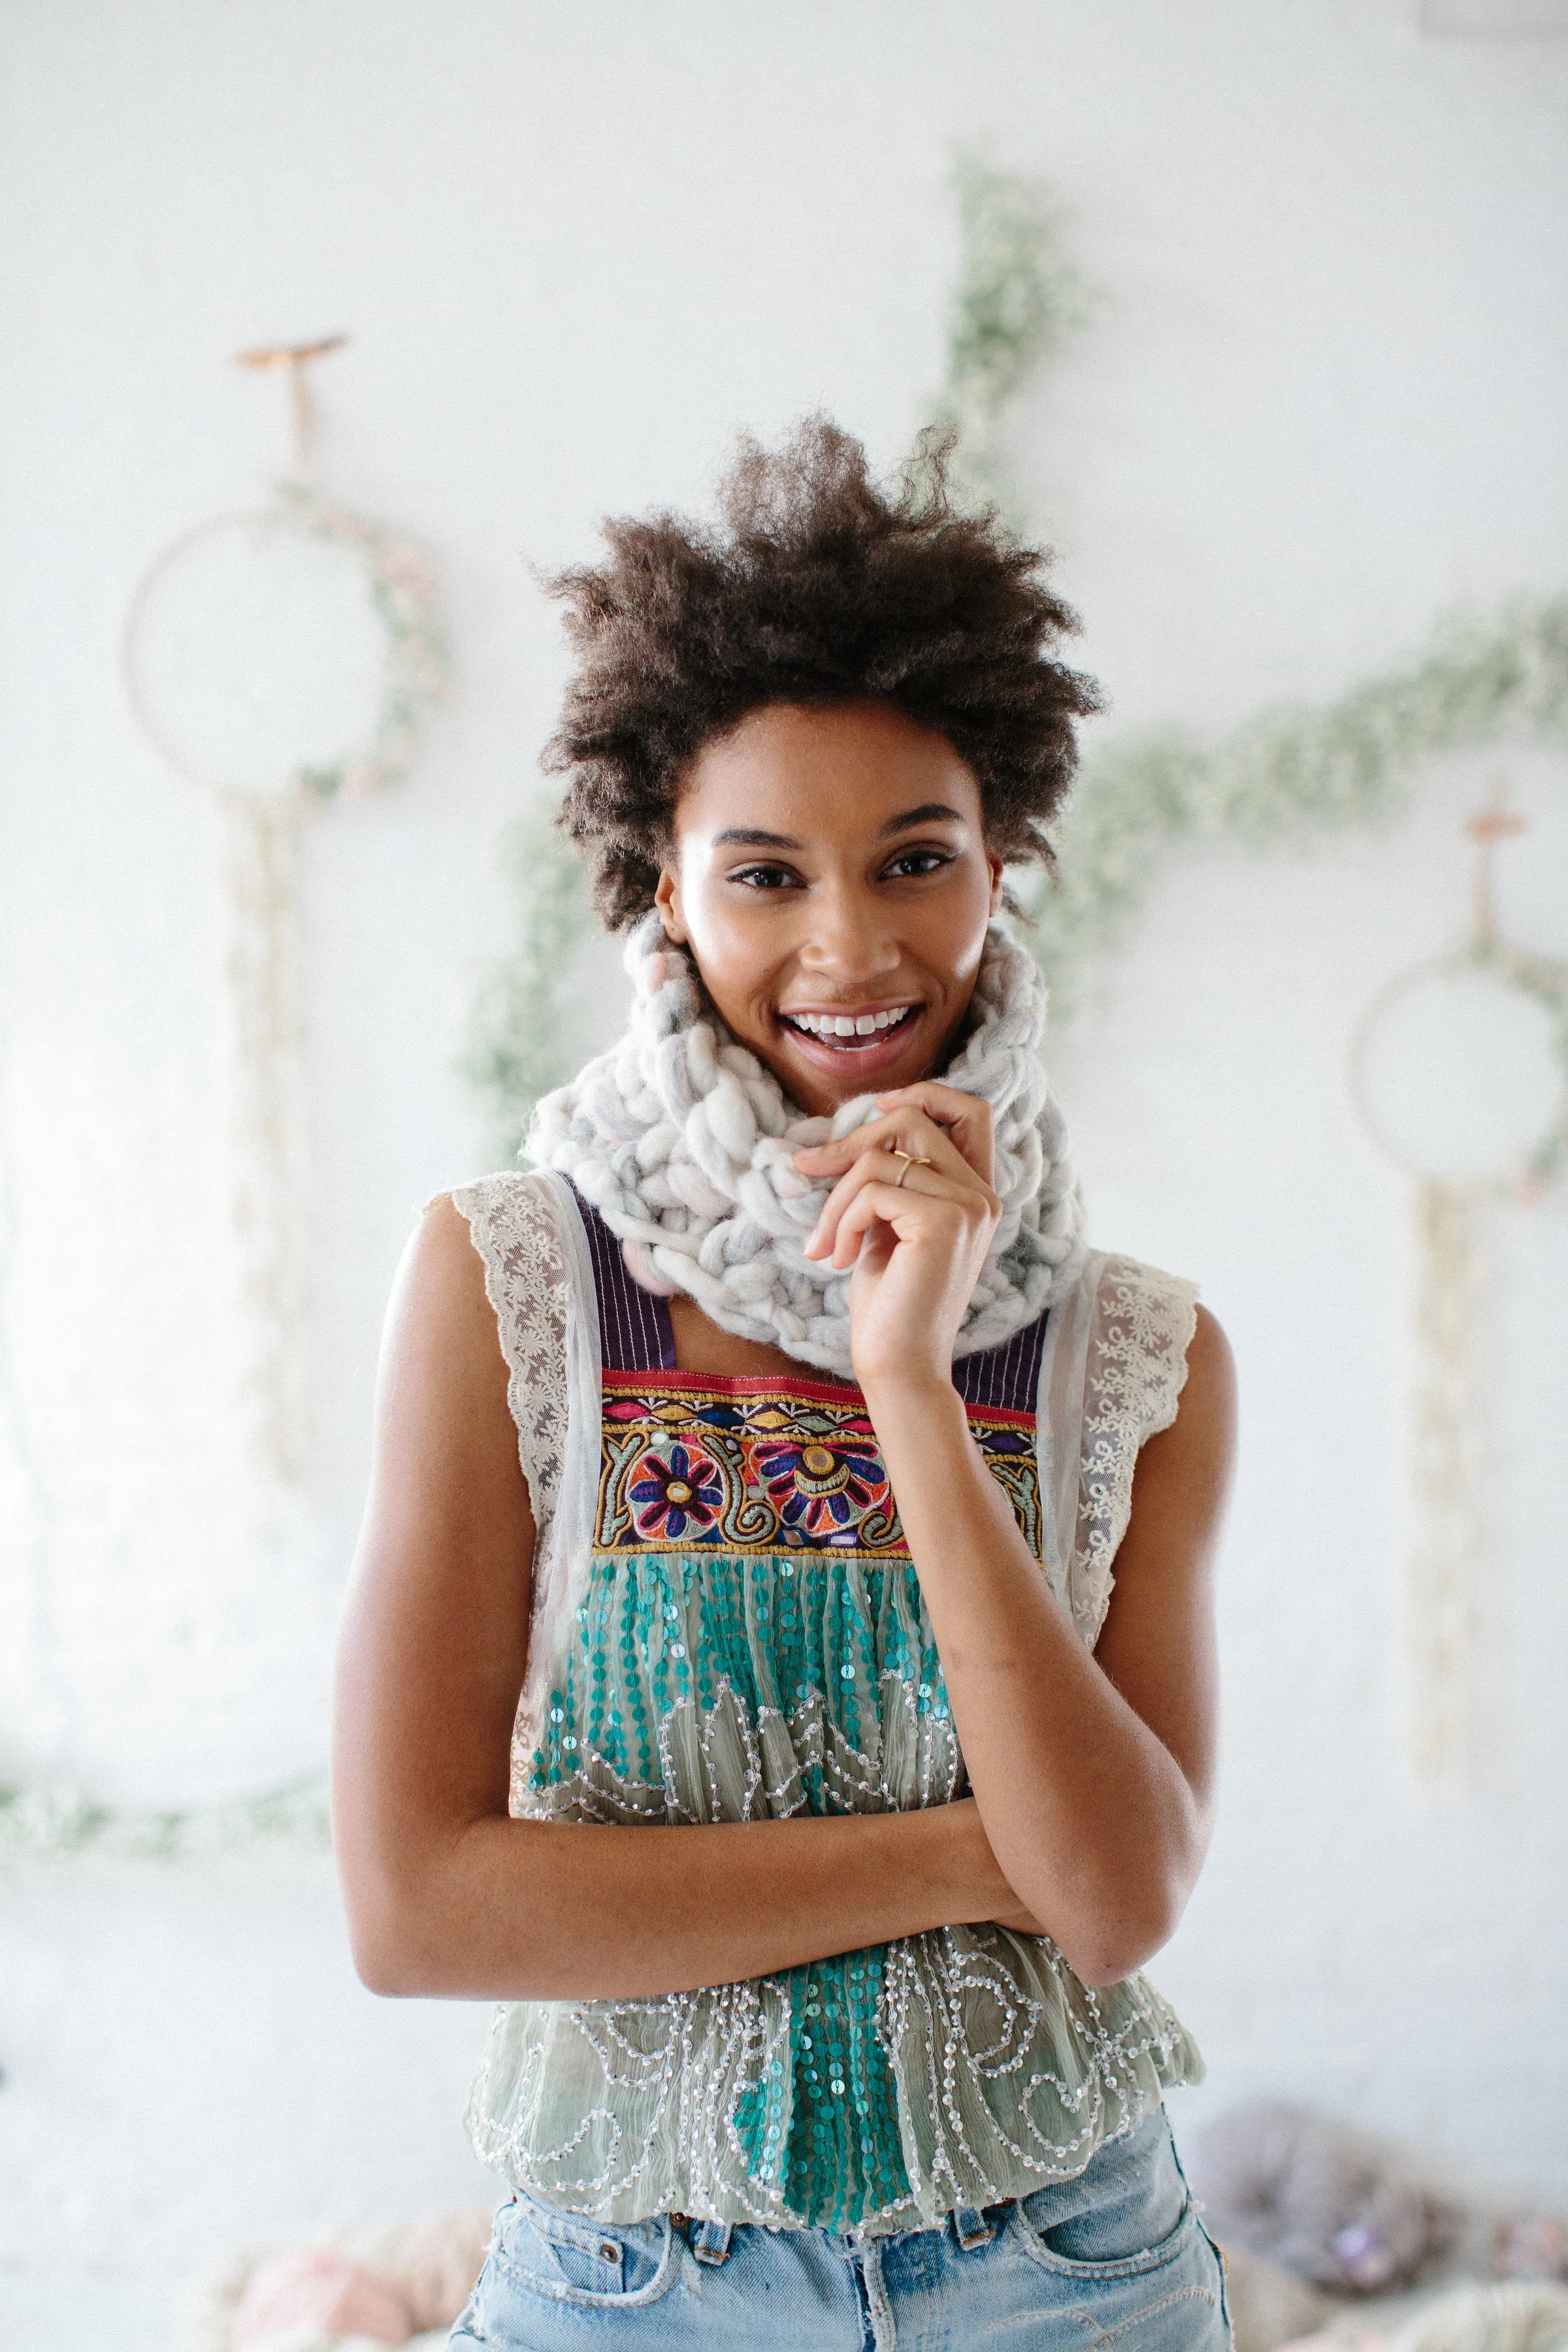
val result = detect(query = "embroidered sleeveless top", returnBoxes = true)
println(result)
[451,1169,1203,2238]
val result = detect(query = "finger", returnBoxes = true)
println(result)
[873,1084,995,1185]
[803,1151,972,1264]
[826,1176,969,1270]
[815,1163,987,1270]
[794,1108,973,1189]
[875,1085,995,1184]
[804,1151,940,1260]
[800,1119,990,1262]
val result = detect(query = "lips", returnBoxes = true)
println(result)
[772,1000,927,1084]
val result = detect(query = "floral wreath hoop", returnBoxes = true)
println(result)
[3,345,451,1859]
[120,474,447,807]
[120,337,448,1491]
[1345,790,1568,1795]
[1346,941,1568,1201]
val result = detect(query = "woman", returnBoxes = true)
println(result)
[333,421,1236,2349]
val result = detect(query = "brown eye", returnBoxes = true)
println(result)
[731,862,800,891]
[883,849,952,880]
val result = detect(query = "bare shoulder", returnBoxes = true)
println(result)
[1126,1300,1235,1524]
[1093,1302,1232,1800]
[387,1195,504,1368]
[373,1194,517,1472]
[396,1190,493,1309]
[1103,1301,1234,1601]
[1180,1303,1236,1443]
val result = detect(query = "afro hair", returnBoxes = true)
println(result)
[544,417,1102,928]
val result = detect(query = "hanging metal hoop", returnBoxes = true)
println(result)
[120,478,448,807]
[1346,942,1568,1200]
[1345,790,1568,1794]
[119,341,448,1489]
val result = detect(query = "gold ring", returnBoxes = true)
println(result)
[890,1149,933,1188]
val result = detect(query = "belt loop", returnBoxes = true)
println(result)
[691,2216,733,2266]
[953,2203,996,2250]
[857,2238,896,2352]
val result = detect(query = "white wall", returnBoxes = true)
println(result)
[1,0,1566,2306]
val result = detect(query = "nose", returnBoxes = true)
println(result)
[795,875,902,986]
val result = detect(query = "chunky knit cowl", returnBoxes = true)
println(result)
[527,911,1087,1377]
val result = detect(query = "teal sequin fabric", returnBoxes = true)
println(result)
[523,1365,1039,2228]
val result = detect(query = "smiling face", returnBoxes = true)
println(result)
[653,700,1004,1117]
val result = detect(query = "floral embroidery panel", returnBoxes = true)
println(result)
[597,1371,1043,1561]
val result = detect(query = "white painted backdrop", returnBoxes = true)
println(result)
[1,0,1565,2330]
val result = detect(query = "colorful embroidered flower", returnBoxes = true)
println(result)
[753,1431,890,1541]
[628,1443,724,1540]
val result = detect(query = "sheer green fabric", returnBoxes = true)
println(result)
[453,1173,1203,2237]
[466,1540,1200,2232]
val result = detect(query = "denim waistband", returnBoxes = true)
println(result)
[670,2197,1018,2266]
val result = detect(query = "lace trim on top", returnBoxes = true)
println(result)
[450,1172,572,1816]
[450,1173,571,1539]
[1071,1256,1201,1647]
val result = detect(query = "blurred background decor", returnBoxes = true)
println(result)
[1348,792,1568,1789]
[121,333,448,1492]
[0,336,448,1869]
[1,7,1565,2348]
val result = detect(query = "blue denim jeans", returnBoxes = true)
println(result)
[448,2108,1231,2351]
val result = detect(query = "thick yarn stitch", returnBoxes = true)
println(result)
[528,911,1087,1377]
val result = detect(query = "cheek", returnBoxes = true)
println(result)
[675,880,782,1026]
[679,889,754,979]
[925,884,994,985]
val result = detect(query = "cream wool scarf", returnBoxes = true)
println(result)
[529,911,1088,1377]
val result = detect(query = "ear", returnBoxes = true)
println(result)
[653,866,688,945]
[987,852,1005,915]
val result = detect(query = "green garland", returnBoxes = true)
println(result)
[464,796,596,1165]
[0,1771,331,1869]
[924,145,1093,523]
[1024,595,1568,1015]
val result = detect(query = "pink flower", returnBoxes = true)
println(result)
[232,2244,416,2347]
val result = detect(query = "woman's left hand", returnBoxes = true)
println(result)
[794,1082,1000,1394]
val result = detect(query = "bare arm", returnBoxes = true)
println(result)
[869,1308,1232,1987]
[331,1196,1024,2001]
[799,1087,1236,1989]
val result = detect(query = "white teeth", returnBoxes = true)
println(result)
[783,1004,917,1040]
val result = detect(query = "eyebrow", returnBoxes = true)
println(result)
[710,804,968,851]
[878,802,966,836]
